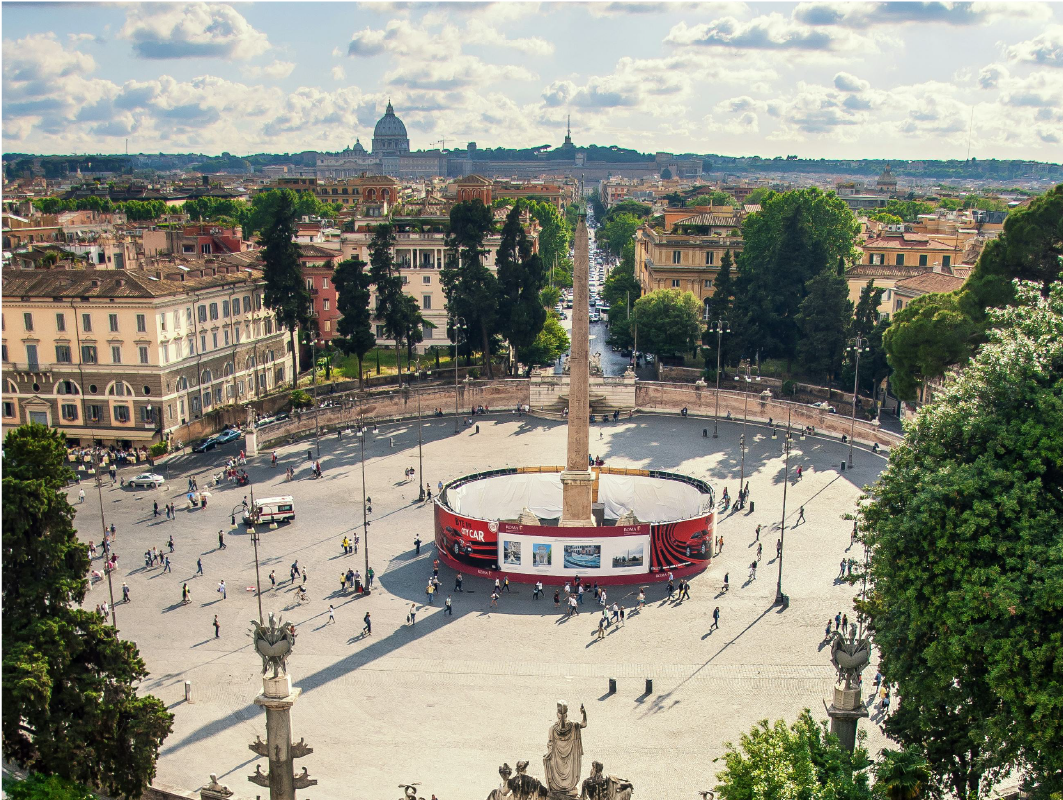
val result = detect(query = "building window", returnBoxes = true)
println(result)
[224,329,230,346]
[161,343,169,363]
[1,344,7,362]
[24,312,33,331]
[198,305,207,323]
[212,332,219,349]
[109,313,119,332]
[159,313,167,332]
[191,396,201,414]
[141,406,154,423]
[136,314,147,333]
[323,299,330,311]
[423,325,433,339]
[186,307,192,325]
[919,254,928,267]
[243,296,252,314]
[139,346,149,364]
[200,334,207,353]
[422,294,432,310]
[175,339,183,358]
[672,250,681,265]
[81,345,98,363]
[82,313,92,332]
[57,380,78,395]
[114,405,130,423]
[324,320,331,332]
[943,255,951,268]
[2,401,14,418]
[209,303,219,320]
[61,404,78,421]
[322,277,330,289]
[423,275,431,284]
[235,326,241,344]
[704,279,714,288]
[87,404,102,423]
[111,345,122,364]
[705,251,715,265]
[306,277,313,291]
[222,300,230,318]
[869,253,884,266]
[56,345,72,363]
[672,279,681,288]
[56,313,66,332]
[896,254,905,266]
[401,276,409,285]
[376,324,387,337]
[255,294,262,311]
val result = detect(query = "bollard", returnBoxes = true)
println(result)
[703,428,707,438]
[608,678,617,695]
[840,461,846,472]
[476,424,480,434]
[390,437,394,448]
[185,680,193,703]
[749,501,755,514]
[645,678,653,695]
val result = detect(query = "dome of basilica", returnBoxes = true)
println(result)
[372,101,410,155]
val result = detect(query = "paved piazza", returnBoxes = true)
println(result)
[71,412,889,799]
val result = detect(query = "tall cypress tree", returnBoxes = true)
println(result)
[703,248,735,371]
[795,257,854,384]
[496,205,547,369]
[333,256,376,388]
[442,200,498,378]
[260,189,310,387]
[2,425,173,797]
[366,223,406,376]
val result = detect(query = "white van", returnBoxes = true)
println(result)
[244,496,296,525]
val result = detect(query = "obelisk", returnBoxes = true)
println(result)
[561,212,594,527]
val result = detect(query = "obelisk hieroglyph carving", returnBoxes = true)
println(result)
[561,212,594,526]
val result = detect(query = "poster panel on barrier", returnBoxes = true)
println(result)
[497,529,652,578]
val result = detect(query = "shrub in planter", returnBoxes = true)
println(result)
[782,379,796,397]
[290,389,313,409]
[149,441,169,458]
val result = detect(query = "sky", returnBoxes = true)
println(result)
[3,1,1063,161]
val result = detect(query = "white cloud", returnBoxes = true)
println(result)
[241,61,295,80]
[834,72,870,92]
[465,19,554,56]
[794,2,1051,27]
[588,2,746,18]
[1005,25,1063,68]
[665,13,871,52]
[331,65,346,81]
[119,3,270,60]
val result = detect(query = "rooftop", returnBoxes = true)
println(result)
[894,272,966,295]
[3,264,263,300]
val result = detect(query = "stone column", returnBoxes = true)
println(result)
[561,212,594,527]
[826,682,869,753]
[249,674,316,800]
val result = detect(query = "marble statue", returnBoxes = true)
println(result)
[580,761,633,800]
[487,764,514,800]
[250,612,297,678]
[830,623,871,689]
[544,701,587,798]
[510,760,549,800]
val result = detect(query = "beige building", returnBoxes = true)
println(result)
[633,223,744,319]
[859,232,961,271]
[2,265,294,446]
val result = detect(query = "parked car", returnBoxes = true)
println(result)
[810,402,837,413]
[127,472,165,488]
[214,428,242,445]
[191,436,218,453]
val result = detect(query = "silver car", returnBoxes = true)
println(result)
[127,472,165,488]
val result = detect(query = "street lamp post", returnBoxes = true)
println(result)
[312,338,321,459]
[415,384,425,501]
[846,335,869,468]
[250,528,264,624]
[711,319,730,438]
[733,363,760,495]
[93,448,117,628]
[452,316,462,434]
[357,429,372,580]
[775,405,793,607]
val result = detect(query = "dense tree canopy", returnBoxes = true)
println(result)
[259,189,309,386]
[714,711,872,800]
[496,205,548,367]
[442,200,499,378]
[598,212,642,258]
[523,315,570,367]
[795,260,854,383]
[2,425,173,798]
[332,256,376,387]
[631,289,703,357]
[602,241,641,350]
[842,281,891,401]
[861,282,1063,798]
[732,188,860,365]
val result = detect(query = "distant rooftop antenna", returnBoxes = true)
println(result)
[965,107,974,162]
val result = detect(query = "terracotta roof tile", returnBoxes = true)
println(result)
[894,272,966,296]
[847,265,929,279]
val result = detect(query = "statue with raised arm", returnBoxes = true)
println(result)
[544,701,587,798]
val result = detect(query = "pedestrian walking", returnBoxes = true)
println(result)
[272,451,278,467]
[218,580,227,599]
[835,611,842,631]
[182,583,191,604]
[414,536,422,555]
[269,570,276,588]
[825,620,834,640]
[503,576,511,593]
[756,542,763,561]
[408,604,417,625]
[218,530,226,549]
[578,584,585,604]
[755,524,762,541]
[597,617,606,640]
[839,559,847,578]
[362,612,372,636]
[122,582,130,603]
[302,568,308,585]
[667,579,674,599]
[455,572,464,592]
[682,581,691,601]
[153,501,159,517]
[568,595,578,616]
[168,535,174,552]
[796,465,803,481]
[426,582,434,604]
[79,487,86,503]
[554,589,561,608]
[797,506,805,525]
[367,566,374,588]
[776,538,782,558]
[197,557,204,575]
[637,590,646,610]
[213,615,220,638]
[445,595,453,616]
[533,580,542,600]
[163,556,171,573]
[750,561,757,580]
[842,613,848,631]
[327,605,335,624]
[711,606,720,630]
[490,591,499,608]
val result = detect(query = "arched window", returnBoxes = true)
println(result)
[382,189,391,201]
[245,355,256,370]
[366,188,376,201]
[201,369,213,385]
[54,379,81,395]
[223,361,234,377]
[7,379,20,394]
[175,376,188,392]
[106,381,135,397]
[266,349,275,363]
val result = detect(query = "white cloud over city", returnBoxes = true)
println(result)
[2,1,1061,160]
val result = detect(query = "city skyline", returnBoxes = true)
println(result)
[3,1,1063,161]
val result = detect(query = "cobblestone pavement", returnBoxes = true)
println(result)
[72,413,889,800]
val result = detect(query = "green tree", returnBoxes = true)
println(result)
[869,212,904,226]
[520,200,571,286]
[522,315,571,367]
[883,199,934,223]
[882,292,976,402]
[702,248,735,371]
[4,774,98,800]
[744,187,773,205]
[686,190,737,207]
[442,199,499,378]
[715,711,872,800]
[2,425,173,798]
[598,212,642,258]
[796,259,854,383]
[259,189,309,388]
[874,749,931,800]
[496,205,548,368]
[540,286,561,310]
[332,255,376,388]
[861,282,1063,798]
[842,281,891,401]
[733,188,858,366]
[603,240,641,350]
[366,223,406,375]
[631,289,703,358]
[396,293,428,368]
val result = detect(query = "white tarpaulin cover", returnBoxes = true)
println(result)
[448,472,708,523]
